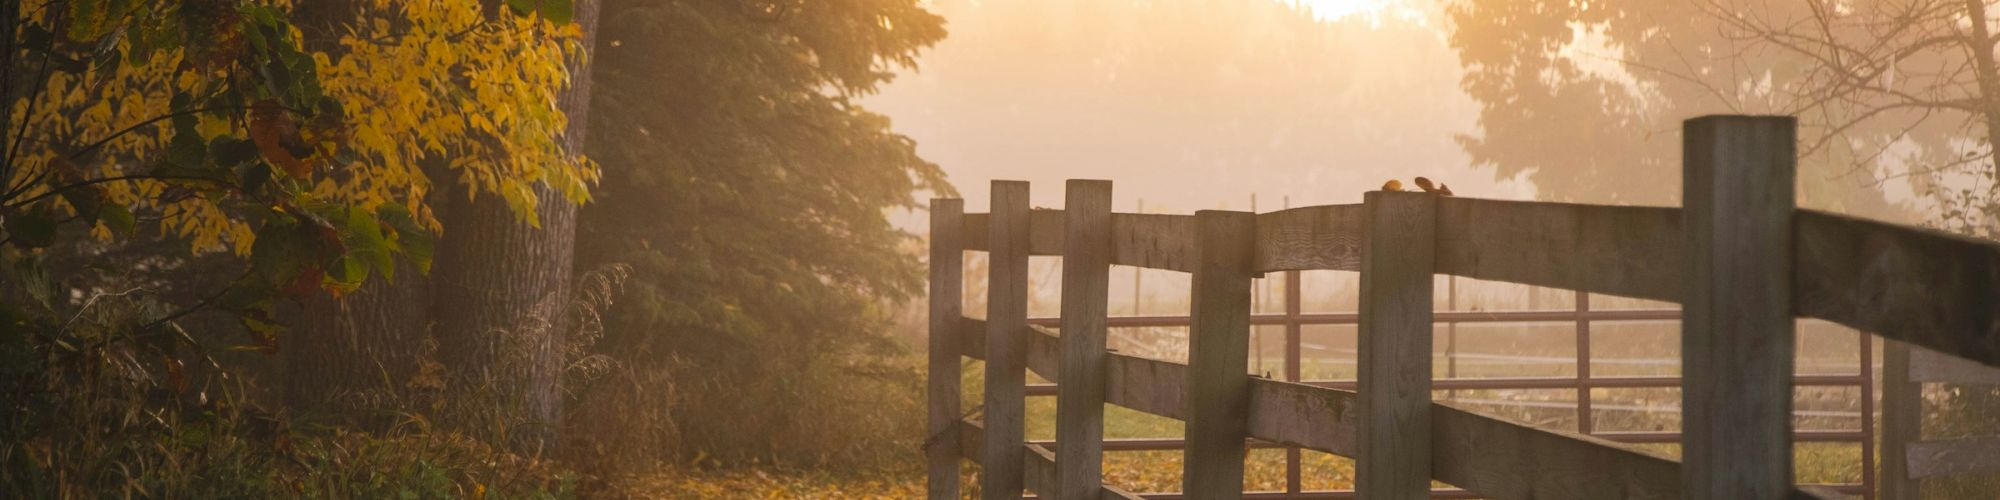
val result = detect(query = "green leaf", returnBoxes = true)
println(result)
[541,0,575,24]
[166,95,208,170]
[250,219,309,287]
[68,0,103,41]
[378,205,434,274]
[342,207,392,282]
[165,135,209,173]
[506,0,575,24]
[329,254,368,288]
[100,205,136,236]
[3,209,59,248]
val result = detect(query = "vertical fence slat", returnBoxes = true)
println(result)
[1183,210,1257,499]
[1285,269,1303,497]
[1356,191,1438,500]
[928,198,965,500]
[1057,180,1113,499]
[985,181,1031,499]
[1681,115,1796,499]
[1881,340,1920,500]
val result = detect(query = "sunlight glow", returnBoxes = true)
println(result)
[1285,0,1404,21]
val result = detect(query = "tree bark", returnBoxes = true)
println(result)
[431,0,600,451]
[1963,0,2000,180]
[282,0,434,420]
[286,262,432,416]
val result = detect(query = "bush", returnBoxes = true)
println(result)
[0,283,581,499]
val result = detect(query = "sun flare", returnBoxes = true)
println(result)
[1287,0,1403,20]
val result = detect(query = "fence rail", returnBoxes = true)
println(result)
[928,115,2000,499]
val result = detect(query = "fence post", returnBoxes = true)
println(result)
[1681,115,1796,499]
[1285,268,1303,498]
[1880,340,1920,500]
[1183,210,1257,499]
[1356,190,1438,500]
[928,198,965,500]
[1057,180,1113,499]
[985,181,1031,499]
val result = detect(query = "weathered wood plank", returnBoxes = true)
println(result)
[1796,210,2000,368]
[1027,324,1060,382]
[1246,194,2000,373]
[926,198,964,500]
[969,315,1832,500]
[961,317,988,360]
[1907,436,2000,479]
[1433,197,1683,303]
[1109,213,1197,273]
[1681,115,1797,499]
[956,419,1146,500]
[1247,379,1358,454]
[1107,347,1187,420]
[1908,344,2000,385]
[984,181,1031,499]
[1431,401,1681,499]
[1183,210,1257,499]
[1357,190,1437,500]
[1031,209,1065,255]
[1881,340,1921,500]
[1254,204,1365,272]
[964,213,990,251]
[976,320,1184,420]
[971,210,1199,272]
[1057,180,1114,500]
[970,198,2000,372]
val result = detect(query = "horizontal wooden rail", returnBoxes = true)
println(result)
[1905,436,2000,479]
[958,317,1841,500]
[1023,373,1866,395]
[1795,210,2000,369]
[1024,309,1683,328]
[1021,429,1868,453]
[958,200,2000,369]
[964,211,1200,272]
[1904,341,2000,386]
[954,418,1145,500]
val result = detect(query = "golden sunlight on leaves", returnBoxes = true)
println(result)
[322,0,598,229]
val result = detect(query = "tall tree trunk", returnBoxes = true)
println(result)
[286,264,432,416]
[282,0,433,420]
[432,0,600,451]
[1964,0,2000,180]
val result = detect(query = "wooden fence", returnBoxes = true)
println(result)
[926,115,2000,499]
[1881,341,2000,499]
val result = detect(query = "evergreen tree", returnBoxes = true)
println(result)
[577,0,948,466]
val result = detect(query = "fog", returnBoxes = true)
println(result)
[871,0,1524,218]
[875,0,1955,228]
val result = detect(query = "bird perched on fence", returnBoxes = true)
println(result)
[1414,176,1455,196]
[1384,177,1455,195]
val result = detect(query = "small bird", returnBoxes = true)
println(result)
[1381,179,1404,192]
[1414,176,1457,196]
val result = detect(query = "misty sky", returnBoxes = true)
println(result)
[867,0,1533,223]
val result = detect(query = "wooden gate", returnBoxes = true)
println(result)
[926,115,2000,499]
